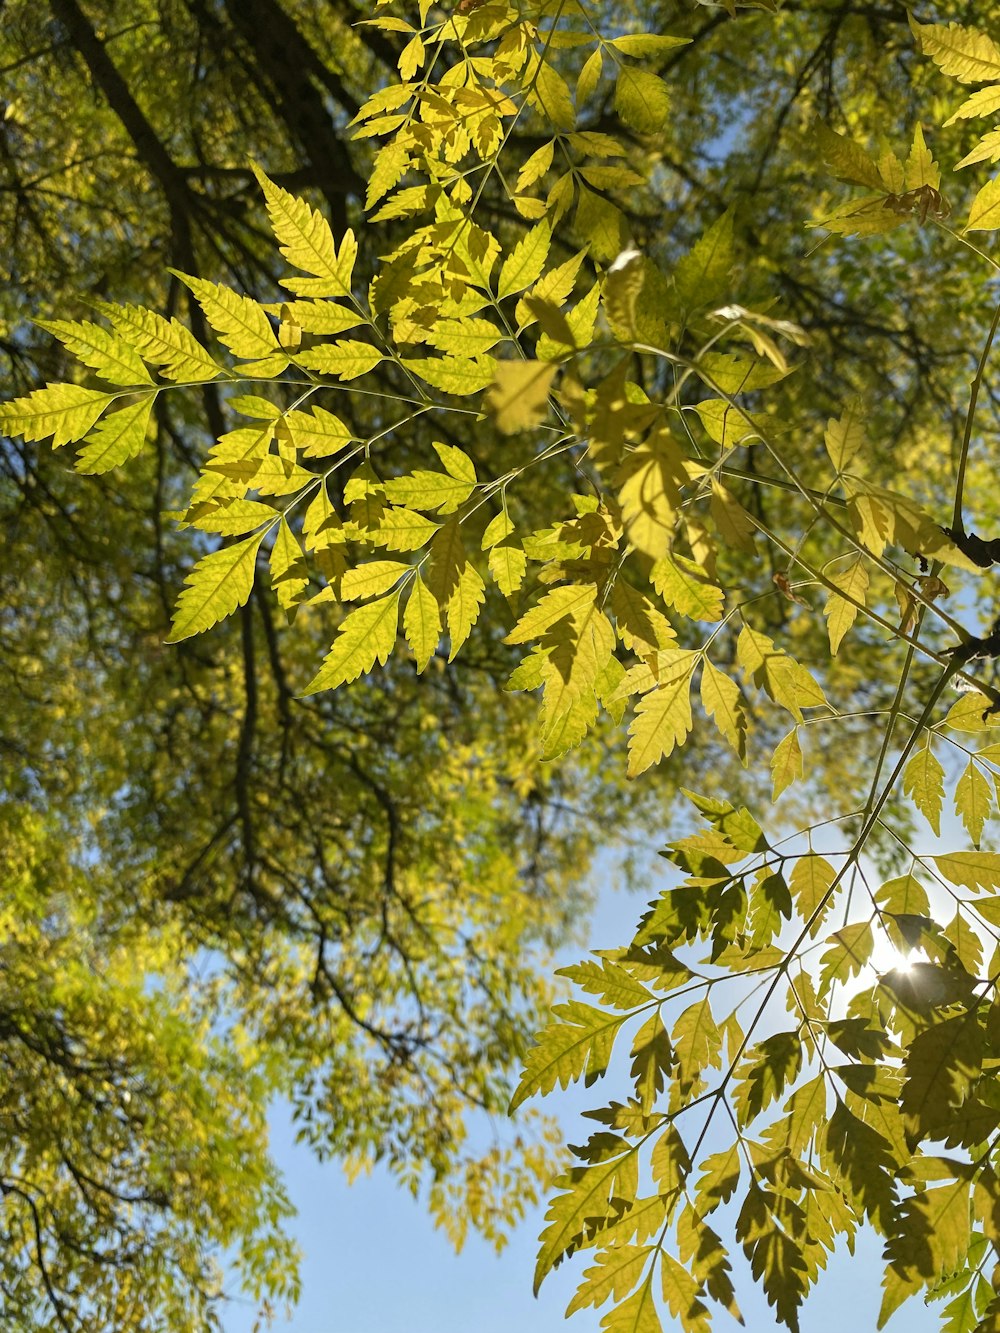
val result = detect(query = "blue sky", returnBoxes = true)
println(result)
[220,829,954,1333]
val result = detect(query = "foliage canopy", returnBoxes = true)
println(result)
[6,0,1000,1331]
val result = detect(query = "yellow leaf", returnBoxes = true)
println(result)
[910,17,1000,84]
[651,551,724,622]
[966,175,1000,232]
[33,318,153,386]
[904,123,939,191]
[771,728,803,799]
[297,340,382,379]
[616,434,686,560]
[75,396,153,474]
[823,555,869,654]
[403,573,440,672]
[945,85,1000,126]
[507,583,598,645]
[956,128,1000,169]
[166,530,267,642]
[303,591,401,693]
[824,399,865,472]
[170,271,278,360]
[526,54,576,131]
[339,561,410,602]
[0,382,113,448]
[626,653,697,777]
[933,851,1000,892]
[903,737,944,835]
[788,854,836,933]
[269,516,308,609]
[445,562,485,659]
[252,163,357,298]
[484,360,557,433]
[498,220,552,300]
[614,67,670,135]
[576,48,603,107]
[97,301,221,382]
[403,356,498,396]
[700,660,748,764]
[955,760,993,847]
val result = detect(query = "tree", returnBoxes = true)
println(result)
[4,1,1000,1331]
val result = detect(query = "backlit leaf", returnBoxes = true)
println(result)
[303,591,401,693]
[166,530,267,642]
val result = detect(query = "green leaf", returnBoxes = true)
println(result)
[880,1180,972,1327]
[165,530,267,642]
[822,1101,897,1236]
[672,210,735,320]
[733,1032,802,1126]
[818,920,874,995]
[252,163,357,298]
[614,68,670,135]
[0,382,113,447]
[740,1209,809,1332]
[630,1011,672,1114]
[899,1014,982,1148]
[695,1142,742,1212]
[814,120,883,190]
[75,396,153,474]
[672,996,722,1097]
[302,591,401,693]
